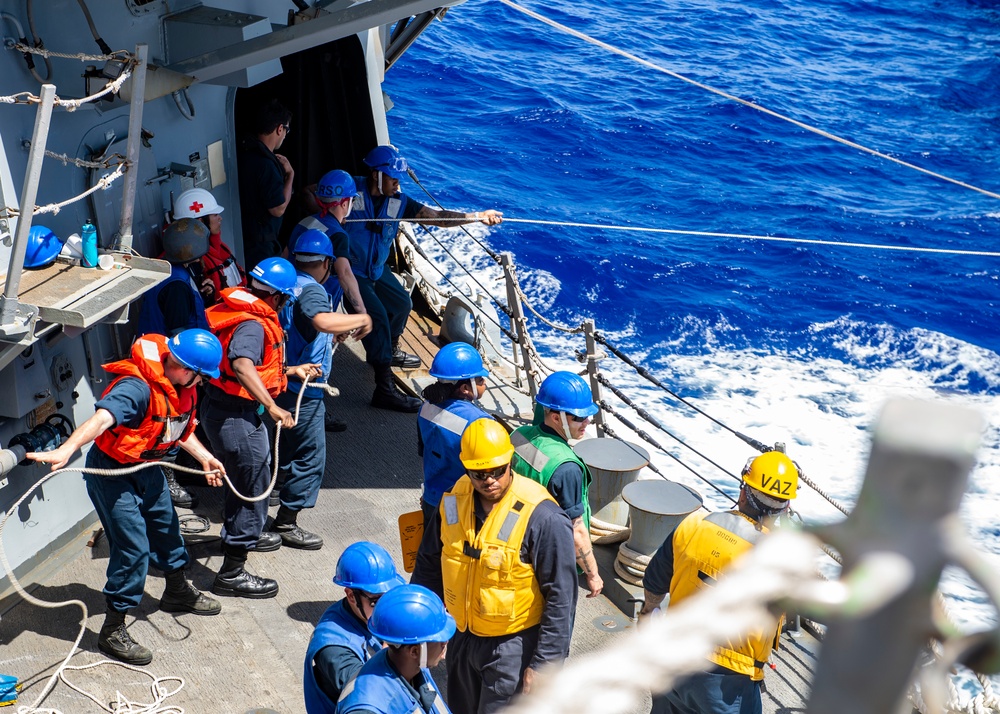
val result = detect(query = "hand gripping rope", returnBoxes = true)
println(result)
[0,375,328,713]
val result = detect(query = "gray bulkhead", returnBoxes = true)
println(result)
[0,0,436,606]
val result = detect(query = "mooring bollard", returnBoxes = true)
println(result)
[575,438,650,544]
[614,480,703,586]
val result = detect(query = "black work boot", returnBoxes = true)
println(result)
[212,545,278,599]
[391,347,421,370]
[97,610,153,665]
[324,412,348,432]
[371,366,421,413]
[159,568,222,615]
[268,506,323,550]
[165,469,197,509]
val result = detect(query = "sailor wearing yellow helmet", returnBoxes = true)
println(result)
[638,451,800,714]
[411,419,577,713]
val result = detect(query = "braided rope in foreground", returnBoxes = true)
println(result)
[504,530,823,714]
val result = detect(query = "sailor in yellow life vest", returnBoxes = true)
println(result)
[411,420,577,714]
[639,451,799,714]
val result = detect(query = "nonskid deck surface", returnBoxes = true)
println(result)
[0,329,814,713]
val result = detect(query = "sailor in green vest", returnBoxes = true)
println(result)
[510,371,603,598]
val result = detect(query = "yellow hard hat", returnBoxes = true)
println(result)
[741,451,798,500]
[459,420,514,470]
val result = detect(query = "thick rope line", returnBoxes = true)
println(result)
[0,376,317,712]
[408,221,513,318]
[496,0,1000,204]
[3,165,125,218]
[357,216,1000,259]
[405,168,504,265]
[399,226,519,342]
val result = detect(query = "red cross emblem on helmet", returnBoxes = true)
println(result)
[189,201,204,214]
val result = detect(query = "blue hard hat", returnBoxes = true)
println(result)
[430,342,489,382]
[291,229,334,259]
[367,584,456,645]
[249,257,297,296]
[536,371,599,418]
[168,329,222,379]
[334,541,406,594]
[23,225,63,269]
[363,145,408,180]
[316,170,358,202]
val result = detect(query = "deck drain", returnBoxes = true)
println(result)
[592,614,630,632]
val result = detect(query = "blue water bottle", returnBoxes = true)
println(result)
[81,221,98,268]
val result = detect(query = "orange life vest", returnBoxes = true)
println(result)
[206,287,287,400]
[202,233,246,302]
[94,334,198,463]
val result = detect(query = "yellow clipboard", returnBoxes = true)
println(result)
[397,510,424,574]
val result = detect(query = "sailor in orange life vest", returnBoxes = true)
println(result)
[411,420,577,714]
[639,451,800,714]
[25,330,227,667]
[173,188,246,305]
[200,257,322,599]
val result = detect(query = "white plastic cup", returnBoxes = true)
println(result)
[98,254,115,270]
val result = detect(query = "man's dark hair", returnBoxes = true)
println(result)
[252,99,292,136]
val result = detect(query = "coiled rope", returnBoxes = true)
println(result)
[0,375,321,712]
[495,0,1000,204]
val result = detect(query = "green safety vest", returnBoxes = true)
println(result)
[509,424,592,533]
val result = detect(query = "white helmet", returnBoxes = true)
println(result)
[174,188,224,219]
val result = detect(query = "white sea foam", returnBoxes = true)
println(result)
[411,224,1000,671]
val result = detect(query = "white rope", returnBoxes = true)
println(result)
[370,214,1000,259]
[589,515,630,545]
[0,375,319,712]
[500,218,1000,259]
[496,0,1000,203]
[3,165,126,219]
[0,66,132,111]
[505,530,826,714]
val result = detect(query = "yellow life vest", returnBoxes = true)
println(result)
[669,510,779,681]
[439,474,555,637]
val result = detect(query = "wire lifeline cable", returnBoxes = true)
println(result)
[598,406,733,505]
[495,0,1000,204]
[0,375,317,713]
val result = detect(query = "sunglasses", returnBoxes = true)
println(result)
[466,465,507,482]
[567,414,591,423]
[358,591,382,606]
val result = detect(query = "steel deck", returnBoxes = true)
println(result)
[0,322,815,713]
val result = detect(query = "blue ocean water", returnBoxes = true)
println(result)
[385,0,1000,638]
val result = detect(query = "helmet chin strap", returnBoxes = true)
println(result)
[560,412,572,441]
[419,642,428,669]
[377,170,385,196]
